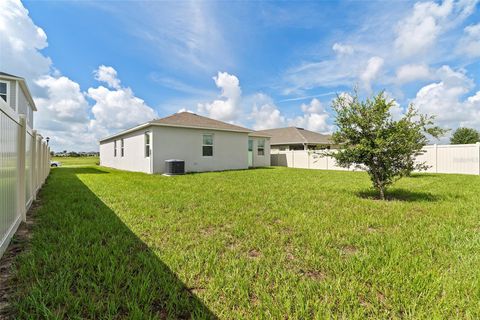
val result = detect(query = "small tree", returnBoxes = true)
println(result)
[330,91,444,200]
[450,127,480,144]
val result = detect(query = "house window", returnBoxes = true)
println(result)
[145,132,151,157]
[114,140,117,157]
[0,81,8,103]
[121,139,124,157]
[257,139,265,156]
[202,134,213,157]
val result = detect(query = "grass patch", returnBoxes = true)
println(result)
[8,166,480,318]
[52,156,99,167]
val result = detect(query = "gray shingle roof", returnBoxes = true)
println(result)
[0,72,22,79]
[150,112,252,132]
[254,127,333,145]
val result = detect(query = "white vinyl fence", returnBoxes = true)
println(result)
[0,100,50,258]
[271,143,480,175]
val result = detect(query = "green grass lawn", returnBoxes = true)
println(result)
[8,165,480,318]
[51,156,99,167]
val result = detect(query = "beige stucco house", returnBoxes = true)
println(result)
[254,127,335,151]
[99,112,271,174]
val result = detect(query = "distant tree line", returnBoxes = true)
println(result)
[450,127,480,144]
[53,151,99,157]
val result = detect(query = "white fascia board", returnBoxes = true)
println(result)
[99,123,152,143]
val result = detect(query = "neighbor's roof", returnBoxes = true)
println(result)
[99,112,256,142]
[254,127,333,145]
[0,71,37,111]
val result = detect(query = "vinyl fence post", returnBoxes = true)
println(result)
[434,144,438,173]
[31,130,37,200]
[17,115,27,222]
[48,146,51,176]
[477,142,480,176]
[36,135,42,191]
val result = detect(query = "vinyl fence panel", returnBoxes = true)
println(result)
[0,101,50,258]
[0,103,20,258]
[271,144,480,176]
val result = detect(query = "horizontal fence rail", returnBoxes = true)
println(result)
[271,143,480,176]
[0,100,50,258]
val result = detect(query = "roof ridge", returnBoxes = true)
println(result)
[150,112,252,132]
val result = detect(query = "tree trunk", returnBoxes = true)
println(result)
[379,186,385,200]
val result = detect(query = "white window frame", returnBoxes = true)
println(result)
[114,140,117,157]
[121,139,124,157]
[0,80,10,105]
[257,139,265,156]
[202,134,214,157]
[144,131,151,157]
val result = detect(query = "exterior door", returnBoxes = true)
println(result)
[248,139,253,167]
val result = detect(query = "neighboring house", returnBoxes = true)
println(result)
[0,72,37,127]
[1,71,50,259]
[99,112,271,174]
[254,127,334,151]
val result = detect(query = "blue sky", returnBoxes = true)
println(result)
[1,0,479,151]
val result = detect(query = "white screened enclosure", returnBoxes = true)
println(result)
[0,99,50,258]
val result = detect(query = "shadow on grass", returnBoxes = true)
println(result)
[406,173,441,179]
[11,167,217,319]
[356,189,441,202]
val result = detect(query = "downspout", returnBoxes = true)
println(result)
[149,128,154,174]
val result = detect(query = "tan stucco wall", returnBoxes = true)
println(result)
[152,126,251,173]
[99,129,151,173]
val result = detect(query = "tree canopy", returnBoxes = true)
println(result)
[450,127,480,144]
[330,91,444,200]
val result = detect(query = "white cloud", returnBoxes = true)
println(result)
[110,1,232,72]
[0,0,159,151]
[396,64,431,83]
[90,89,156,134]
[332,43,354,55]
[250,93,286,130]
[33,76,97,151]
[458,23,480,58]
[382,92,405,121]
[88,87,157,132]
[198,73,334,133]
[394,0,453,57]
[94,65,121,89]
[197,71,241,122]
[394,0,478,58]
[282,0,478,96]
[283,59,359,94]
[289,98,332,133]
[360,56,384,91]
[35,76,90,124]
[0,0,51,94]
[412,66,480,136]
[32,66,158,151]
